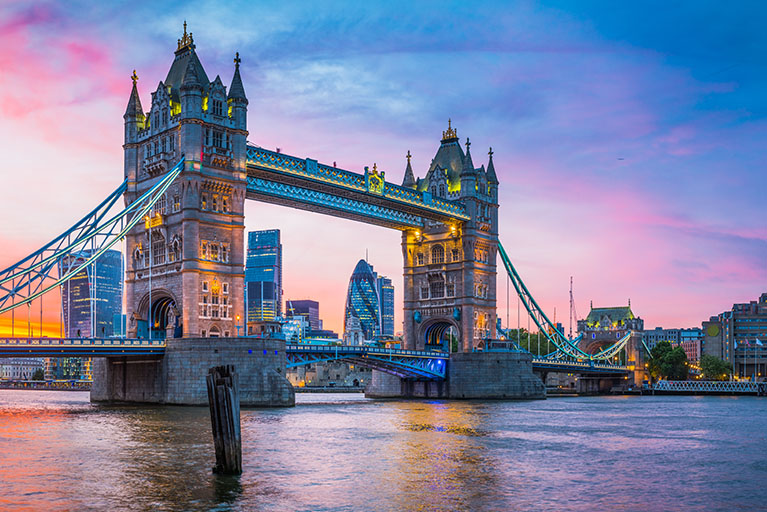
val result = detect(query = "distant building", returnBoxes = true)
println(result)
[48,249,122,381]
[286,300,321,330]
[642,327,702,361]
[344,259,394,342]
[0,358,44,380]
[577,302,644,354]
[376,276,395,336]
[716,293,767,379]
[245,230,282,327]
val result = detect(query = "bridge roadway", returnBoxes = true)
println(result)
[0,338,628,378]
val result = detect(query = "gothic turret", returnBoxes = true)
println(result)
[402,150,416,188]
[123,70,144,184]
[227,53,249,169]
[228,52,248,103]
[124,70,144,124]
[460,138,477,198]
[486,147,498,184]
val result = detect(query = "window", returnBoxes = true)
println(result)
[152,233,165,265]
[222,283,229,294]
[173,195,180,212]
[205,129,211,146]
[430,280,445,298]
[213,100,223,116]
[154,111,159,128]
[201,193,207,210]
[439,184,445,196]
[452,248,460,262]
[161,137,167,153]
[163,109,168,124]
[212,131,223,148]
[446,283,455,297]
[202,281,209,292]
[431,245,444,264]
[170,135,175,152]
[210,244,219,261]
[212,195,218,211]
[417,253,424,265]
[431,186,436,195]
[155,195,166,215]
[201,241,208,259]
[222,196,229,213]
[221,245,228,263]
[421,286,429,300]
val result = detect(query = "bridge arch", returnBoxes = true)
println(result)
[419,318,460,352]
[137,289,180,340]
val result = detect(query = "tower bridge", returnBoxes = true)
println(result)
[0,25,646,403]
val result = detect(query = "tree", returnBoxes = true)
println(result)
[648,341,689,381]
[31,368,45,381]
[700,354,732,381]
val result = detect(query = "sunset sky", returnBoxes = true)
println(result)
[0,0,764,337]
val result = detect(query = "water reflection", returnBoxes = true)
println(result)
[0,391,766,511]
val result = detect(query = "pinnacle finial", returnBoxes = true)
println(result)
[177,20,194,51]
[406,150,412,163]
[131,70,138,84]
[372,163,378,174]
[234,52,241,68]
[465,137,471,150]
[441,118,458,141]
[488,147,493,158]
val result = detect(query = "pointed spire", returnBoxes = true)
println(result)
[402,150,416,188]
[181,56,201,91]
[486,146,498,184]
[228,51,247,102]
[177,20,195,53]
[124,70,144,119]
[461,137,476,175]
[441,118,458,143]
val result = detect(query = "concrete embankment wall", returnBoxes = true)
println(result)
[365,351,545,400]
[91,337,295,407]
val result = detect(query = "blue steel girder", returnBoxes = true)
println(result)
[246,145,469,230]
[285,345,447,379]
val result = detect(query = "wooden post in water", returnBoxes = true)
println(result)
[206,365,242,475]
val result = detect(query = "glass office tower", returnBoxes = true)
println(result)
[245,230,282,323]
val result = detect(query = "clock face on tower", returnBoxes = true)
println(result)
[706,325,720,337]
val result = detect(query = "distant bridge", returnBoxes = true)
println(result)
[0,337,165,357]
[654,379,766,395]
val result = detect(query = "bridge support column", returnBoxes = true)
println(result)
[91,338,295,406]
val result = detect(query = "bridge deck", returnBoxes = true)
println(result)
[0,338,165,357]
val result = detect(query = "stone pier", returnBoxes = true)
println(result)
[365,351,545,399]
[91,337,294,406]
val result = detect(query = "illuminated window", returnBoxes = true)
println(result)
[201,193,207,210]
[417,253,424,265]
[210,244,219,261]
[212,195,218,211]
[223,196,229,212]
[173,195,180,212]
[452,248,460,262]
[201,241,208,259]
[221,245,228,263]
[155,195,166,215]
[431,245,444,264]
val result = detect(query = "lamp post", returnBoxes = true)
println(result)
[236,314,241,337]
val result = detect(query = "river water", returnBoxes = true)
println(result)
[0,391,765,511]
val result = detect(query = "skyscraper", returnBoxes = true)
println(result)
[245,230,282,324]
[50,249,123,380]
[344,260,395,342]
[377,276,395,336]
[286,299,321,330]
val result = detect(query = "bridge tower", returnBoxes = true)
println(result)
[123,24,248,339]
[401,122,499,352]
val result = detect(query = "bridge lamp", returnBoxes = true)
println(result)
[236,315,241,337]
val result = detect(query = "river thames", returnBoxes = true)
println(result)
[0,391,765,511]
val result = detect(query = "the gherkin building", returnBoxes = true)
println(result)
[344,260,381,340]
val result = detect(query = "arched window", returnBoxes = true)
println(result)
[439,184,445,197]
[416,253,424,265]
[201,193,207,210]
[431,245,444,264]
[212,195,218,212]
[431,186,436,196]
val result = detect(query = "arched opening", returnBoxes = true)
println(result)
[150,296,179,340]
[209,325,221,338]
[423,321,459,353]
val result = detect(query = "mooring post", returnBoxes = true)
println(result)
[206,365,242,475]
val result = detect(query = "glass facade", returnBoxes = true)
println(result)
[245,230,282,323]
[344,260,395,341]
[51,249,123,380]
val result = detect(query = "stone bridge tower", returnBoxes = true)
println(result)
[123,25,248,339]
[401,122,499,352]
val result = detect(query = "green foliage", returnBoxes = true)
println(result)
[503,328,557,356]
[700,354,732,381]
[31,369,44,381]
[648,341,689,381]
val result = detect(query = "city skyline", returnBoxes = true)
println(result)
[0,1,765,337]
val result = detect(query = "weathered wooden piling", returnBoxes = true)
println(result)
[206,365,242,475]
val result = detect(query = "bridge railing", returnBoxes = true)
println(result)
[285,344,448,359]
[654,379,764,394]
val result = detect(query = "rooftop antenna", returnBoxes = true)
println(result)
[569,276,578,340]
[365,248,369,262]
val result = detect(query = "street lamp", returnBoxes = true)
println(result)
[236,314,241,337]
